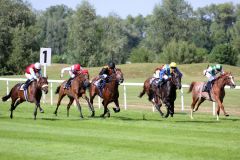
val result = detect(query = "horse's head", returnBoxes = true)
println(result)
[77,74,90,89]
[115,68,124,84]
[38,76,49,94]
[221,72,236,89]
[171,72,182,89]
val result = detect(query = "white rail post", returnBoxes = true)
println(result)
[6,80,9,95]
[50,82,53,105]
[213,102,216,116]
[152,104,155,112]
[98,96,101,109]
[123,85,127,110]
[181,88,184,111]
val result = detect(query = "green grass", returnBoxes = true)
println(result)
[0,102,240,160]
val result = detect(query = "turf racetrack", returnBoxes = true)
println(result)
[0,102,240,160]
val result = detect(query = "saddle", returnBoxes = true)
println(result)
[150,78,160,88]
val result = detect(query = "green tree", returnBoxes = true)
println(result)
[209,44,237,65]
[67,1,97,66]
[161,40,207,64]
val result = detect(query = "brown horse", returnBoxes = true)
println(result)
[89,68,124,117]
[188,72,236,120]
[2,77,49,120]
[54,73,93,118]
[139,72,182,118]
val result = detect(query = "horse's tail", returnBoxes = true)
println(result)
[188,82,195,93]
[2,88,13,101]
[55,85,61,94]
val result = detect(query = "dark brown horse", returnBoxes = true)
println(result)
[54,73,93,118]
[139,72,182,118]
[188,72,236,120]
[89,68,124,117]
[2,77,49,120]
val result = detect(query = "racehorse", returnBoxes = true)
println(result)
[54,73,93,118]
[89,68,124,117]
[139,72,182,118]
[2,77,49,120]
[188,72,236,120]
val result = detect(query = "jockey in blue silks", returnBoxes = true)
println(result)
[159,62,182,87]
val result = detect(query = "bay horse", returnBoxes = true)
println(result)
[54,73,94,118]
[2,77,49,120]
[139,72,182,118]
[188,72,236,120]
[89,68,124,117]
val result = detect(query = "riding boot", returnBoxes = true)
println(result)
[23,79,31,90]
[206,81,212,92]
[98,79,103,97]
[65,78,73,89]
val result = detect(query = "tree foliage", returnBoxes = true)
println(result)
[1,0,240,75]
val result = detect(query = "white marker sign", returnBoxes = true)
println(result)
[40,48,51,66]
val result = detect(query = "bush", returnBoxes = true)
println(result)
[209,44,237,65]
[130,47,156,63]
[161,40,207,64]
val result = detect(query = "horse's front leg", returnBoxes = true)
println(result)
[216,98,228,121]
[33,101,40,120]
[83,94,95,117]
[74,95,83,118]
[67,97,74,117]
[113,99,120,113]
[164,101,171,118]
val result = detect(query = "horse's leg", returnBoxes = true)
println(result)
[216,98,228,121]
[113,99,120,113]
[67,97,74,117]
[164,101,171,118]
[154,96,164,117]
[190,96,199,119]
[83,94,95,117]
[194,97,205,112]
[54,93,65,116]
[10,98,22,119]
[39,106,44,113]
[100,101,110,118]
[219,97,229,117]
[33,101,40,120]
[74,96,83,118]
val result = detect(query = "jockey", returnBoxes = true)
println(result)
[60,64,82,88]
[24,62,42,90]
[98,61,116,95]
[203,64,224,92]
[158,62,182,87]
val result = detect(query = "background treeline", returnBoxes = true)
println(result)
[0,0,240,75]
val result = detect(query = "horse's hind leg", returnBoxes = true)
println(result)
[54,94,65,116]
[190,96,199,119]
[10,98,22,119]
[194,97,205,112]
[100,101,110,118]
[67,97,74,117]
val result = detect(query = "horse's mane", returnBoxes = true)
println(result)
[215,72,230,81]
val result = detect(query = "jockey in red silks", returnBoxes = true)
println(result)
[24,62,42,90]
[60,64,82,88]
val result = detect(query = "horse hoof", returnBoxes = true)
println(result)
[90,112,95,117]
[225,114,229,117]
[100,114,104,118]
[113,107,120,113]
[40,110,44,113]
